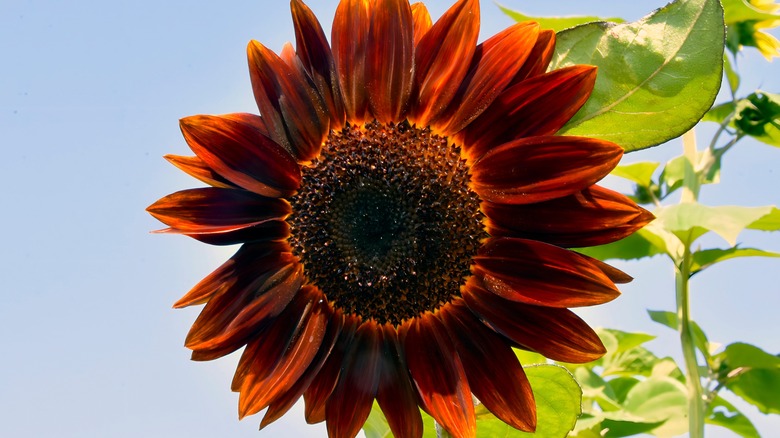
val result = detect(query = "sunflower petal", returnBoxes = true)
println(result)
[181,220,289,246]
[332,0,371,123]
[411,0,480,125]
[237,286,327,418]
[376,324,423,438]
[259,310,343,429]
[247,40,328,161]
[512,29,556,83]
[483,185,654,247]
[366,0,414,123]
[187,262,302,360]
[462,65,597,160]
[291,0,346,129]
[410,2,432,45]
[179,115,301,197]
[471,136,623,205]
[173,242,287,309]
[473,237,620,307]
[402,314,475,438]
[441,302,536,432]
[326,321,383,438]
[304,314,360,424]
[163,155,235,189]
[147,187,290,234]
[435,22,540,134]
[464,276,606,363]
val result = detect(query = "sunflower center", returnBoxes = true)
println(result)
[288,121,485,325]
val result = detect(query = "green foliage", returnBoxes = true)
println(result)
[705,91,780,146]
[497,3,624,32]
[363,365,581,438]
[550,0,724,151]
[706,395,760,438]
[647,310,712,360]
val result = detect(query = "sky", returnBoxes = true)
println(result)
[1,0,778,437]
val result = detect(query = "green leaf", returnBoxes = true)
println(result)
[653,203,775,246]
[599,328,656,353]
[748,206,780,230]
[497,3,624,32]
[620,377,689,436]
[471,365,582,437]
[514,348,548,365]
[575,229,665,261]
[734,91,780,146]
[551,0,725,151]
[723,54,740,94]
[611,162,660,187]
[728,368,780,414]
[692,247,780,274]
[647,309,711,359]
[706,395,760,438]
[574,367,621,412]
[722,0,780,24]
[364,402,393,438]
[720,342,780,369]
[703,100,737,124]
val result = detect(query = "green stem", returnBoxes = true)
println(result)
[676,245,705,438]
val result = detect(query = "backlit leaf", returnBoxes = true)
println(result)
[692,247,780,274]
[611,162,660,187]
[727,368,780,415]
[497,3,624,32]
[653,203,774,246]
[747,206,780,230]
[706,395,760,438]
[722,0,780,24]
[552,0,725,151]
[621,377,689,436]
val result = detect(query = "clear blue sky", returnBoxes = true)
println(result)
[1,0,778,437]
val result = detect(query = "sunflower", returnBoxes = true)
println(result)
[147,1,653,437]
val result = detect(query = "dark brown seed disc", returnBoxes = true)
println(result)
[287,121,486,325]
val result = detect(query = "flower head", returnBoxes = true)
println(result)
[148,1,653,437]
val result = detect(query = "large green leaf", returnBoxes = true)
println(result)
[653,203,774,246]
[719,342,780,369]
[706,395,760,438]
[620,377,689,437]
[497,3,624,32]
[551,0,725,151]
[728,368,780,415]
[370,365,581,437]
[692,247,780,274]
[470,365,582,437]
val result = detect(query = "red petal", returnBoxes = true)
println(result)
[326,321,383,438]
[402,313,475,438]
[366,0,414,122]
[304,314,360,424]
[172,242,287,308]
[147,187,290,234]
[463,276,606,363]
[410,0,480,126]
[237,286,327,418]
[512,29,556,83]
[182,220,289,246]
[291,0,346,129]
[259,308,343,428]
[332,0,371,123]
[247,40,328,161]
[461,65,597,160]
[180,115,301,197]
[376,324,423,438]
[441,302,536,432]
[410,3,432,45]
[471,136,623,205]
[435,22,540,135]
[163,155,235,189]
[473,237,620,308]
[186,262,302,360]
[483,185,654,247]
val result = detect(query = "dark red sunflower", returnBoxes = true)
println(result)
[148,1,653,437]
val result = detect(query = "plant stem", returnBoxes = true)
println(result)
[676,247,705,438]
